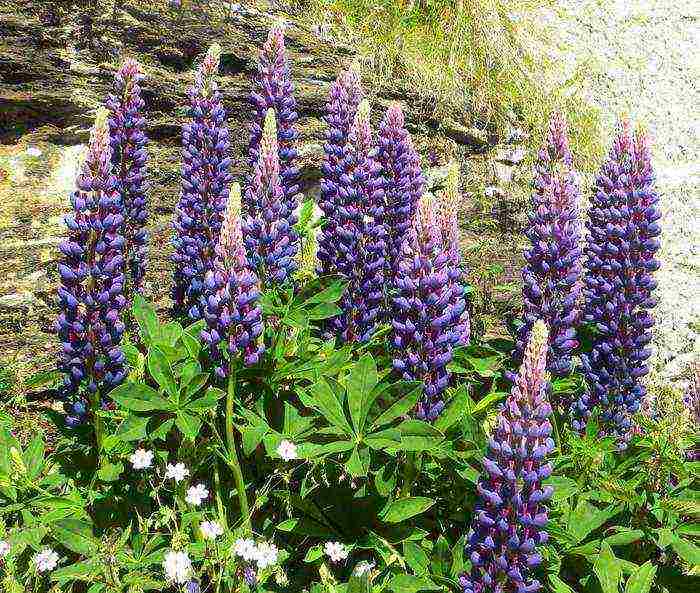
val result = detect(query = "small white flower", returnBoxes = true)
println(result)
[254,541,279,569]
[165,462,190,482]
[0,540,10,558]
[185,483,209,506]
[353,560,375,576]
[324,541,349,563]
[163,550,192,584]
[200,520,224,540]
[276,439,298,461]
[129,448,154,470]
[25,146,42,158]
[34,548,59,573]
[234,538,258,562]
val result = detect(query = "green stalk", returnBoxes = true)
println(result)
[226,369,252,532]
[90,390,104,455]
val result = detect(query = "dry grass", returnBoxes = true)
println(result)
[302,0,604,170]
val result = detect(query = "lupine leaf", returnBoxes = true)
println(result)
[382,497,435,523]
[624,561,657,593]
[594,542,622,593]
[347,353,378,434]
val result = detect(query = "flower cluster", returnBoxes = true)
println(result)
[515,113,582,379]
[247,22,300,218]
[438,162,470,347]
[318,65,364,278]
[244,109,298,287]
[202,184,264,376]
[377,103,425,275]
[233,537,280,585]
[56,108,127,412]
[172,44,232,319]
[106,58,149,298]
[572,121,661,439]
[391,194,465,420]
[325,99,387,342]
[461,320,554,593]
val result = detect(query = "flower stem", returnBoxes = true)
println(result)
[90,390,104,456]
[226,369,252,532]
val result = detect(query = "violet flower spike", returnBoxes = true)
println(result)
[243,108,298,287]
[172,44,232,320]
[461,321,554,593]
[106,58,149,299]
[325,99,386,343]
[56,108,127,423]
[318,64,364,278]
[437,163,470,347]
[247,21,300,218]
[391,194,461,420]
[377,103,425,276]
[572,121,661,442]
[515,113,582,381]
[201,184,264,377]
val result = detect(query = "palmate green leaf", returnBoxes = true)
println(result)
[543,476,579,502]
[471,391,507,415]
[434,385,472,432]
[303,280,346,305]
[403,541,430,575]
[185,386,224,412]
[371,387,421,429]
[388,574,440,592]
[549,575,577,593]
[52,519,98,556]
[347,353,379,434]
[603,529,645,547]
[670,534,700,565]
[567,501,622,545]
[148,347,178,398]
[346,446,370,477]
[307,302,342,320]
[132,294,159,343]
[307,378,352,434]
[594,542,622,593]
[110,382,174,412]
[22,433,44,481]
[382,497,435,523]
[624,561,657,593]
[180,372,210,401]
[115,415,149,442]
[175,411,202,440]
[375,462,397,497]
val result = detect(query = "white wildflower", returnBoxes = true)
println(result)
[185,483,209,506]
[34,548,59,573]
[233,538,258,562]
[353,560,375,576]
[254,541,279,569]
[0,540,10,557]
[200,520,224,540]
[163,550,192,584]
[276,439,298,461]
[25,146,42,158]
[129,448,154,470]
[324,541,349,563]
[164,462,190,482]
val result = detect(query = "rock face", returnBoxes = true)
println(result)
[0,0,506,382]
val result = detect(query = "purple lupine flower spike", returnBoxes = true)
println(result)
[244,109,298,287]
[318,64,364,277]
[572,121,661,441]
[326,99,386,342]
[391,195,460,420]
[514,113,582,380]
[106,58,148,299]
[172,44,232,319]
[201,184,264,377]
[438,163,470,347]
[461,321,554,593]
[377,103,425,276]
[56,108,127,422]
[247,21,300,218]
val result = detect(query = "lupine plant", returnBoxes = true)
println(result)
[573,121,661,440]
[391,194,464,420]
[377,103,425,275]
[515,113,582,378]
[318,65,364,278]
[172,44,232,319]
[461,320,553,593]
[325,99,386,343]
[55,108,127,442]
[106,58,149,300]
[438,162,470,347]
[22,22,694,593]
[247,21,300,218]
[243,109,299,287]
